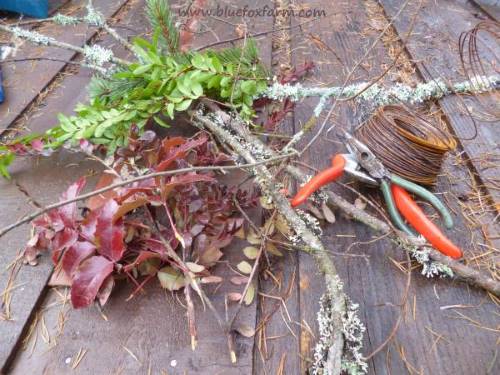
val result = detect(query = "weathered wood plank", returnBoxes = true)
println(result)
[0,0,130,131]
[0,0,139,371]
[472,0,500,22]
[4,0,273,373]
[290,2,404,373]
[0,13,139,375]
[252,3,302,374]
[379,0,500,207]
[292,0,500,374]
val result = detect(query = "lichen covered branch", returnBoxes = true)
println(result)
[202,103,500,297]
[192,107,364,374]
[265,75,499,115]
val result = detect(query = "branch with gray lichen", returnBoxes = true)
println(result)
[205,102,500,298]
[53,1,135,53]
[265,74,500,115]
[0,0,133,69]
[193,103,369,374]
[0,23,130,68]
[266,74,499,157]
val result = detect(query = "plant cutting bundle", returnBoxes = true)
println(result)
[25,131,256,308]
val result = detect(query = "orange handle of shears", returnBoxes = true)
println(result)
[391,185,462,259]
[291,154,346,208]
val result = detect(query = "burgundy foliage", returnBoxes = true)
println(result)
[255,62,315,130]
[24,132,256,308]
[278,61,315,84]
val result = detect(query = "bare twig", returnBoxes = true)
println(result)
[0,153,296,240]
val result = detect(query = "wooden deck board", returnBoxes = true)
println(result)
[290,0,500,374]
[0,0,498,374]
[0,0,130,132]
[2,0,272,373]
[251,6,302,375]
[0,1,142,370]
[379,0,500,207]
[288,2,413,373]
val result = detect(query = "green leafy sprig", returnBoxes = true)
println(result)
[0,0,269,178]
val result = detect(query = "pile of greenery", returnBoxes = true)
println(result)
[0,0,269,177]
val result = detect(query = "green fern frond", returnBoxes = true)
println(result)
[146,0,179,54]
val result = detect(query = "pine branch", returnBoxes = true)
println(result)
[146,0,180,54]
[210,39,269,79]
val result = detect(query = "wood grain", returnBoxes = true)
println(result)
[290,0,500,374]
[379,0,500,207]
[0,0,130,131]
[4,0,272,374]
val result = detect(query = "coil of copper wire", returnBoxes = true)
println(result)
[354,105,456,185]
[458,20,500,121]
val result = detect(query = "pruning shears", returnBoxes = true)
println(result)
[291,133,462,259]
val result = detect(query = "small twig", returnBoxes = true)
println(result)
[0,153,296,240]
[0,23,130,66]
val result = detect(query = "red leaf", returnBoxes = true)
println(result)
[123,251,164,272]
[160,137,186,158]
[97,275,115,307]
[81,209,98,241]
[116,188,153,203]
[155,135,208,172]
[62,241,96,276]
[58,177,86,227]
[279,61,315,84]
[31,139,44,152]
[161,173,216,199]
[87,173,118,211]
[47,210,65,232]
[51,228,78,264]
[143,238,169,254]
[71,256,114,308]
[95,200,125,262]
[265,98,295,130]
[112,196,149,221]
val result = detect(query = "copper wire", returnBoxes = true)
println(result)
[459,20,500,120]
[355,105,456,185]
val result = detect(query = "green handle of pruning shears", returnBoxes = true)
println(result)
[390,175,454,229]
[380,180,416,236]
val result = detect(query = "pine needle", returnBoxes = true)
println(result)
[146,0,179,54]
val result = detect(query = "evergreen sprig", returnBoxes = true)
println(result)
[0,34,269,178]
[146,0,180,54]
